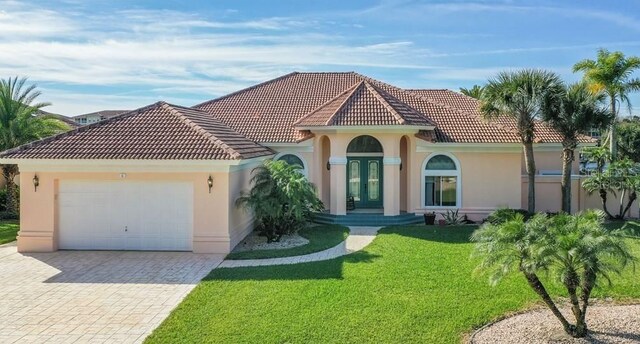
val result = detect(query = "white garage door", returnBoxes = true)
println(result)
[58,180,193,251]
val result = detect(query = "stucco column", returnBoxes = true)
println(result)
[383,157,401,216]
[17,172,57,252]
[329,156,347,215]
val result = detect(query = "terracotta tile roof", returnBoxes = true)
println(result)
[405,89,595,144]
[195,72,363,142]
[197,72,586,144]
[0,102,273,160]
[294,81,434,127]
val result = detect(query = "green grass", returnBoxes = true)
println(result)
[225,224,349,260]
[146,225,640,344]
[0,220,19,245]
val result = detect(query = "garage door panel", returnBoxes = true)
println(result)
[58,181,193,251]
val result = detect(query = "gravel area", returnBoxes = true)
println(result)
[232,231,309,252]
[472,304,640,343]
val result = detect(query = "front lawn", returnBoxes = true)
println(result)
[225,224,349,260]
[147,225,640,344]
[0,220,19,245]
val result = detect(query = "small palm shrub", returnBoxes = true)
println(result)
[236,160,324,243]
[485,208,533,225]
[472,210,635,338]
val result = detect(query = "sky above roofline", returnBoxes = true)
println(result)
[1,0,639,117]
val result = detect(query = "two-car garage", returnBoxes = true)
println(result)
[57,180,193,251]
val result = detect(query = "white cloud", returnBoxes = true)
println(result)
[0,3,439,114]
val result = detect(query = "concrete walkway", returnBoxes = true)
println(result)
[218,226,380,268]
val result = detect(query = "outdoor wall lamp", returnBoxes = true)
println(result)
[207,175,214,193]
[326,161,331,171]
[400,163,403,171]
[32,174,39,192]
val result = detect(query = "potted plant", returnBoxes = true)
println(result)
[423,212,436,225]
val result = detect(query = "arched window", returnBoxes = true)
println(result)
[422,153,460,207]
[347,135,383,153]
[275,153,307,176]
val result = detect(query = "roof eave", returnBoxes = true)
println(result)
[294,125,435,132]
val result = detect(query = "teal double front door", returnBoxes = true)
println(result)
[347,157,383,209]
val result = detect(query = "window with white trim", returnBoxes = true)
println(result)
[275,153,307,176]
[423,154,460,207]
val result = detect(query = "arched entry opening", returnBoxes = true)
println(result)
[320,136,331,206]
[400,136,409,212]
[347,135,383,209]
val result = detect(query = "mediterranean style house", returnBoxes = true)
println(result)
[1,72,633,254]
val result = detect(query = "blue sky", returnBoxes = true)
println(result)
[2,0,640,116]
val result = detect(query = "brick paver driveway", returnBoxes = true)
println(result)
[0,242,224,343]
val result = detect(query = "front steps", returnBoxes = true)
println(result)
[313,212,424,226]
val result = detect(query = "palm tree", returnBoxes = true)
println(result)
[0,77,69,214]
[480,69,564,212]
[541,82,613,213]
[472,210,635,338]
[236,160,323,242]
[459,85,484,99]
[573,49,640,158]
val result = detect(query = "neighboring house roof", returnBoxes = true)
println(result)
[1,102,273,160]
[36,110,81,128]
[196,72,595,144]
[73,110,129,120]
[294,81,434,127]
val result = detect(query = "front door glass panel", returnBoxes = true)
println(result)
[348,160,361,201]
[368,160,380,201]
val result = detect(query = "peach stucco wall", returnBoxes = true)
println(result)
[304,131,524,221]
[297,132,621,222]
[521,176,640,218]
[17,167,256,254]
[522,149,580,175]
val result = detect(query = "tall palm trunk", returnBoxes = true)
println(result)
[523,141,536,213]
[2,164,18,214]
[561,144,575,213]
[609,94,617,159]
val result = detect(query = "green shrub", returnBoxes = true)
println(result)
[0,187,18,215]
[237,160,324,243]
[486,208,533,225]
[0,210,18,220]
[443,209,464,225]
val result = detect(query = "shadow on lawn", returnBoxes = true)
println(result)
[205,250,381,282]
[379,225,476,244]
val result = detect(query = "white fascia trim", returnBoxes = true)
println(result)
[11,156,271,173]
[417,143,522,153]
[383,157,401,165]
[329,156,348,165]
[297,125,434,133]
[265,142,314,153]
[417,142,597,153]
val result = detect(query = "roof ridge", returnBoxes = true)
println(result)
[363,81,405,125]
[404,88,450,91]
[0,102,164,157]
[325,81,366,125]
[292,81,363,126]
[161,102,244,159]
[193,71,300,109]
